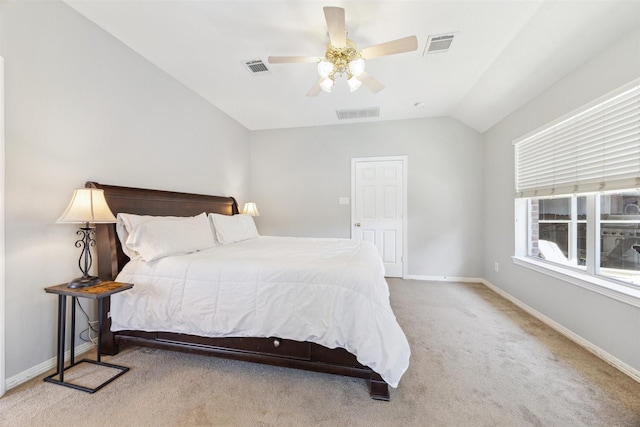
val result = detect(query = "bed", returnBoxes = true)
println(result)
[90,181,410,400]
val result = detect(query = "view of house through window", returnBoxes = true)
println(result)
[600,192,640,280]
[530,196,587,266]
[529,191,640,285]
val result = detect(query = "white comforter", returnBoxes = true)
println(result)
[112,236,410,387]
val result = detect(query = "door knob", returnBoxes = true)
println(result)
[355,223,361,227]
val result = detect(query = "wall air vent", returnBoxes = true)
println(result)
[336,107,380,120]
[242,59,270,75]
[423,34,455,55]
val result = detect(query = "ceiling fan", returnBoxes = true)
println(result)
[268,6,418,96]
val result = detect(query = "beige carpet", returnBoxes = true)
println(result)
[1,279,640,426]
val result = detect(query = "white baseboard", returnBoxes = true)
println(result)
[5,341,95,391]
[480,278,640,384]
[403,275,485,283]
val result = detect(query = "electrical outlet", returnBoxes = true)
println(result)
[494,262,499,272]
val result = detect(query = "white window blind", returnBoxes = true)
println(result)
[514,82,640,198]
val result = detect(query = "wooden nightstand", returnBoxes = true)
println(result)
[44,281,133,393]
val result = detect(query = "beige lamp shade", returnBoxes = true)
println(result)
[242,202,260,217]
[57,188,117,224]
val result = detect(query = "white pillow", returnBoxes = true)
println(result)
[209,213,259,244]
[125,213,216,262]
[117,213,219,260]
[117,213,183,260]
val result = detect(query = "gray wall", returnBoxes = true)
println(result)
[250,117,484,279]
[482,27,640,372]
[1,1,250,378]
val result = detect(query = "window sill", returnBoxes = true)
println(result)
[512,256,640,308]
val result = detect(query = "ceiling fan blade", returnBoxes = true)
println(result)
[323,6,346,48]
[358,71,384,94]
[268,56,320,64]
[360,36,418,60]
[306,79,323,97]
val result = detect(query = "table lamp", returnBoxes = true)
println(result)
[242,202,260,216]
[57,188,117,288]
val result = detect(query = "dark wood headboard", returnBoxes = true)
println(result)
[87,182,239,281]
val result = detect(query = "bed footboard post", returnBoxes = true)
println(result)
[369,373,390,401]
[99,296,119,355]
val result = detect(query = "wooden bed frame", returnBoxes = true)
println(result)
[88,181,391,400]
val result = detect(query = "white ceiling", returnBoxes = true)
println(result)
[62,0,640,133]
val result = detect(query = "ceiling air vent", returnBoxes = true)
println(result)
[336,107,380,120]
[242,59,270,75]
[423,34,455,55]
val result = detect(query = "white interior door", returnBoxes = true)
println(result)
[351,156,406,277]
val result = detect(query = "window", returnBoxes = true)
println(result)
[525,192,640,285]
[529,196,587,266]
[599,191,640,282]
[515,80,640,289]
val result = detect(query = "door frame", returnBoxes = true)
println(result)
[350,155,408,278]
[1,55,6,397]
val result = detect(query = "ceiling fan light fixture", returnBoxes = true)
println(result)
[269,7,416,97]
[320,77,334,93]
[317,60,335,78]
[348,58,365,77]
[347,76,362,92]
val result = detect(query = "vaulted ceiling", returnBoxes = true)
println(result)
[63,0,640,132]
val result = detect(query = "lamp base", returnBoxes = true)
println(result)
[67,275,102,289]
